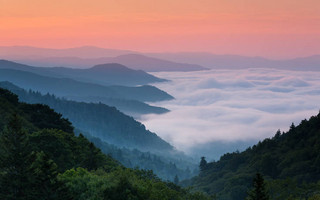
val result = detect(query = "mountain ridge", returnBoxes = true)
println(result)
[183,112,320,200]
[0,59,166,86]
[0,46,208,71]
[0,67,173,102]
[2,46,320,71]
[148,52,320,71]
[0,67,173,116]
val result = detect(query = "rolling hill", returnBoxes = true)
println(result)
[0,66,173,116]
[0,68,173,101]
[0,59,166,86]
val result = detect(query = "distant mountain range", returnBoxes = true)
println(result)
[0,68,173,101]
[12,54,208,72]
[1,46,320,71]
[0,59,166,86]
[0,60,174,116]
[0,46,208,71]
[148,52,320,71]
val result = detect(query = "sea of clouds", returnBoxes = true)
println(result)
[140,68,320,160]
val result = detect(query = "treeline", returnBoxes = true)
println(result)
[183,112,320,200]
[0,87,210,200]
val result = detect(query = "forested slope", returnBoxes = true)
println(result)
[0,81,172,152]
[0,87,209,200]
[184,112,320,200]
[0,82,197,181]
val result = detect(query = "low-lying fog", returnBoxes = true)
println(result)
[141,68,320,160]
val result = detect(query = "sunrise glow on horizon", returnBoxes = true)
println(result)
[1,0,320,59]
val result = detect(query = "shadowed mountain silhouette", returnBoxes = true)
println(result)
[0,59,166,86]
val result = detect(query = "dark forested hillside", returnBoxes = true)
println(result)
[0,87,118,171]
[0,87,210,200]
[0,82,173,152]
[184,112,320,200]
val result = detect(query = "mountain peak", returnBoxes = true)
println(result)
[90,63,130,71]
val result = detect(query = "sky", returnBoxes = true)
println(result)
[141,69,320,159]
[1,0,320,59]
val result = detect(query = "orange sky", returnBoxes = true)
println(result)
[1,0,320,59]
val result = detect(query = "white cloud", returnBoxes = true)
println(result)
[141,69,320,159]
[197,78,254,89]
[273,77,310,87]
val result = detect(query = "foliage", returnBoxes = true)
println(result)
[28,129,117,172]
[28,151,71,200]
[59,167,211,200]
[0,87,73,133]
[0,114,31,200]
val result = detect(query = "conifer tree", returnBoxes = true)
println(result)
[199,157,207,171]
[246,173,269,200]
[82,142,102,171]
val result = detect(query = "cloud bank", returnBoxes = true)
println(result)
[140,68,320,159]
